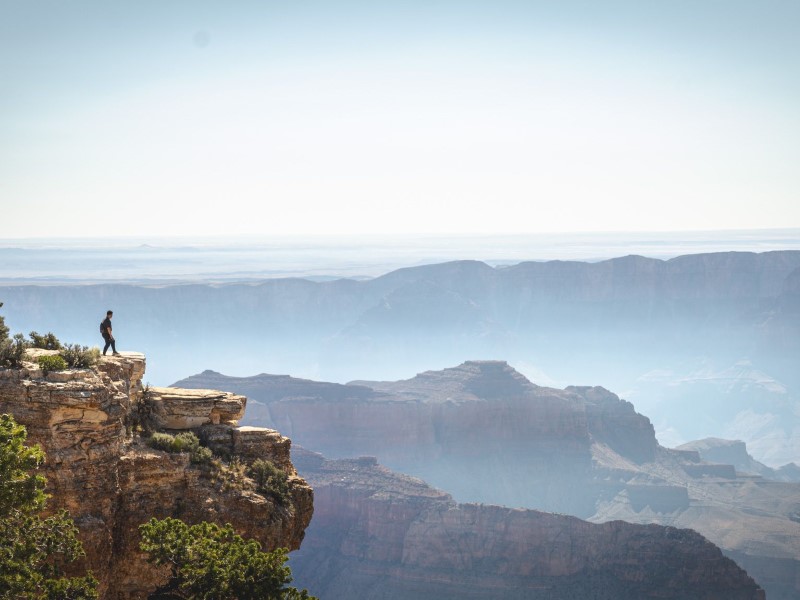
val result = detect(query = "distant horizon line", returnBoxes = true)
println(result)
[2,227,799,247]
[2,228,798,286]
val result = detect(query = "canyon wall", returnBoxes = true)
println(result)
[4,251,799,466]
[179,361,656,515]
[0,351,312,599]
[290,449,765,600]
[177,361,800,599]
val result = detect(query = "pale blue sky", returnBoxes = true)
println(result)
[1,1,799,237]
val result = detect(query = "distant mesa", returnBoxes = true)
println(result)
[677,437,800,482]
[175,360,800,600]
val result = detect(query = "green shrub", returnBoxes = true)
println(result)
[147,432,176,452]
[0,334,27,368]
[37,354,68,374]
[191,446,213,465]
[147,431,212,464]
[59,344,99,369]
[28,331,62,350]
[248,459,291,506]
[173,431,201,453]
[0,302,9,342]
[127,383,154,436]
[211,457,251,492]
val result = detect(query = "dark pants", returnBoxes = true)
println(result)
[103,335,117,355]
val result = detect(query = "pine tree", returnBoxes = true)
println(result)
[140,517,316,600]
[0,413,98,599]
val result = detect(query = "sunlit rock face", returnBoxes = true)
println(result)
[0,351,313,599]
[147,385,246,429]
[290,449,765,600]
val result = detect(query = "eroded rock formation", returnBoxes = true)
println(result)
[677,437,800,482]
[177,361,658,514]
[0,351,312,599]
[176,360,800,600]
[290,449,765,600]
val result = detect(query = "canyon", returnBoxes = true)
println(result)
[2,250,798,466]
[177,360,800,599]
[0,348,778,599]
[290,448,764,599]
[2,249,799,597]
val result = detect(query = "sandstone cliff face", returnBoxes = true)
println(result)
[290,449,765,600]
[0,351,312,599]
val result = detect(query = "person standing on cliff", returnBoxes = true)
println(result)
[101,310,119,356]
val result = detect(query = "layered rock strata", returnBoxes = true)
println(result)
[178,361,656,516]
[677,437,800,482]
[290,449,765,600]
[176,361,800,599]
[0,351,312,599]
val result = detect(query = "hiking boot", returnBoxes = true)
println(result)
[113,352,120,356]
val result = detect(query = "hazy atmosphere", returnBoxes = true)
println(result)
[2,2,800,599]
[2,0,800,237]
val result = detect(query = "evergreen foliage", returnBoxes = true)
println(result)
[1,304,99,371]
[128,384,155,436]
[0,302,8,341]
[0,303,25,368]
[59,344,100,369]
[210,457,250,492]
[0,413,98,599]
[29,331,63,350]
[38,354,69,375]
[147,431,213,465]
[139,517,315,600]
[0,333,27,368]
[248,459,291,506]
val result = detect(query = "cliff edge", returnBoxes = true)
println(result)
[0,350,313,599]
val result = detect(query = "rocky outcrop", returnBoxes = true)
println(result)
[147,386,246,429]
[290,449,765,600]
[0,351,313,599]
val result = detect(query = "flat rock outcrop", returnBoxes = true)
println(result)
[290,449,765,600]
[147,385,246,429]
[0,351,313,599]
[678,437,800,482]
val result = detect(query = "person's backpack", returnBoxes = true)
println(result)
[100,321,106,335]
